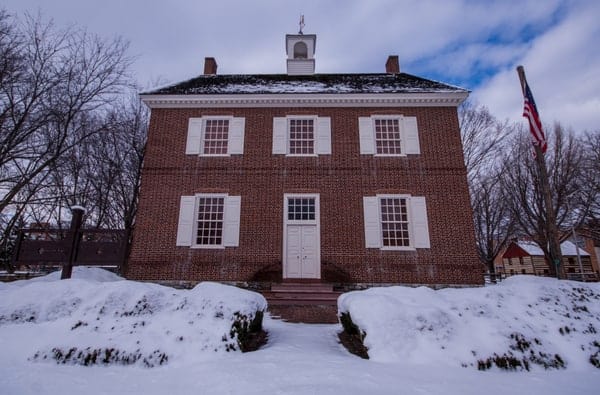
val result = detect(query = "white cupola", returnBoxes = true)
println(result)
[286,16,316,75]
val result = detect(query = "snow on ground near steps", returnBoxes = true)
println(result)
[0,267,266,367]
[0,315,598,394]
[339,275,600,371]
[0,269,598,394]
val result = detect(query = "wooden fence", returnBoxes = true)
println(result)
[10,208,128,279]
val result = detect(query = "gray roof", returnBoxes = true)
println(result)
[144,73,467,95]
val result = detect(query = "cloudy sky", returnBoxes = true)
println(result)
[3,0,599,132]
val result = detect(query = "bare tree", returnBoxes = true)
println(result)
[0,10,133,269]
[0,11,131,217]
[459,101,517,280]
[459,101,513,183]
[30,94,147,230]
[501,124,586,275]
[470,170,516,281]
[579,130,600,224]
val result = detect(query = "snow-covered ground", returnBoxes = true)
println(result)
[0,268,599,394]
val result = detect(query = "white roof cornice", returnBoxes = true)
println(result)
[140,92,468,109]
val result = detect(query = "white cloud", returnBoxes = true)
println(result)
[3,0,596,131]
[472,0,600,132]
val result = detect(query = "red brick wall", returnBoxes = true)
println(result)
[126,106,483,285]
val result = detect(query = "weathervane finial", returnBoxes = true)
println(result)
[299,14,305,35]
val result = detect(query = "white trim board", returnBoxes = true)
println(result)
[141,92,468,108]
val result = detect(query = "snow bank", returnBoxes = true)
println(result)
[1,267,124,288]
[0,269,266,367]
[338,276,600,370]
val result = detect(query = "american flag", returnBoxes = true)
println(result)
[522,80,547,154]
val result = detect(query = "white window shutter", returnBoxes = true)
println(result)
[223,196,241,247]
[228,117,245,155]
[363,196,381,248]
[272,117,287,154]
[403,116,420,154]
[316,117,331,155]
[176,196,196,246]
[411,196,430,248]
[359,117,375,154]
[186,118,203,155]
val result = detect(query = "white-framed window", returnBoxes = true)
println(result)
[285,195,319,225]
[359,115,420,156]
[272,115,331,156]
[363,194,430,250]
[195,196,225,246]
[176,194,241,248]
[289,118,315,155]
[186,116,245,156]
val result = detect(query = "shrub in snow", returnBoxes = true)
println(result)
[590,341,600,368]
[0,269,267,367]
[228,310,267,352]
[476,333,565,371]
[337,276,600,371]
[31,347,168,367]
[337,312,369,359]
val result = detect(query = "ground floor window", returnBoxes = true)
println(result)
[196,196,225,246]
[176,194,241,248]
[380,197,410,247]
[363,194,430,250]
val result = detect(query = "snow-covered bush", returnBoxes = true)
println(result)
[0,268,267,367]
[338,276,600,371]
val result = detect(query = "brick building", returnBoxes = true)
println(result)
[127,30,483,289]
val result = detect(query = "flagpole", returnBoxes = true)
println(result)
[516,65,564,279]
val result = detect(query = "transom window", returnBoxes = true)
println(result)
[380,197,410,247]
[288,198,316,221]
[289,119,314,155]
[196,197,224,245]
[374,119,402,155]
[203,119,229,155]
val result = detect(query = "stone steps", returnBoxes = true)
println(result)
[262,282,342,324]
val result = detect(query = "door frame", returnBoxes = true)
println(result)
[282,193,321,279]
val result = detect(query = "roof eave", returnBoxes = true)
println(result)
[140,91,469,109]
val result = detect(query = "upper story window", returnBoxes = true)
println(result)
[289,118,314,155]
[203,119,229,155]
[186,116,245,156]
[359,115,420,156]
[363,194,430,250]
[374,119,402,155]
[272,116,331,156]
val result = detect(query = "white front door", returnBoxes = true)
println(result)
[286,225,318,278]
[283,194,320,279]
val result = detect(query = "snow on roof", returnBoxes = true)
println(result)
[560,240,590,256]
[143,73,468,95]
[517,240,590,256]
